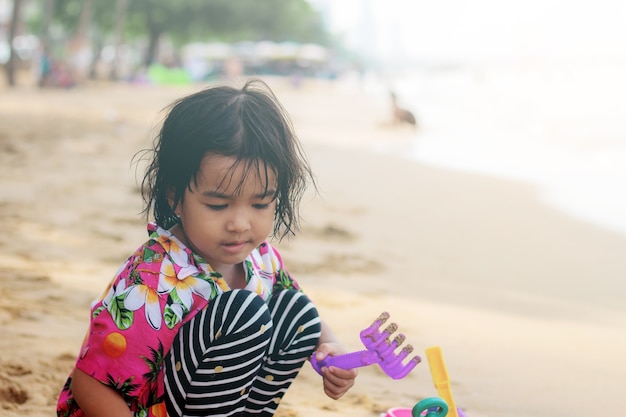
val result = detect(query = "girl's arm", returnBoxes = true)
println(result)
[314,320,358,399]
[318,320,339,345]
[71,369,133,417]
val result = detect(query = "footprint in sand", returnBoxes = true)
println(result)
[302,223,357,241]
[288,224,385,274]
[0,364,31,406]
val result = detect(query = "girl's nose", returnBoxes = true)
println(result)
[226,211,251,233]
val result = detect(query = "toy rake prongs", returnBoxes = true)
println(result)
[310,311,421,380]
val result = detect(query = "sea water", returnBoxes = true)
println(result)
[367,61,626,237]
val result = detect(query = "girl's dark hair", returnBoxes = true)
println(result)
[137,79,314,240]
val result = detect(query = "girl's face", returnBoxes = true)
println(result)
[171,154,277,275]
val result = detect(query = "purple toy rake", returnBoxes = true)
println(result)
[310,311,421,380]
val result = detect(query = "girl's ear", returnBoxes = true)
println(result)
[167,188,178,215]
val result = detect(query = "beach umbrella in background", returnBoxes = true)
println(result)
[181,42,234,81]
[298,43,328,62]
[182,42,233,60]
[232,41,257,61]
[254,41,280,60]
[275,41,300,60]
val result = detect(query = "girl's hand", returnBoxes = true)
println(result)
[313,343,358,399]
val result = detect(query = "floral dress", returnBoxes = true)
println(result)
[57,223,300,417]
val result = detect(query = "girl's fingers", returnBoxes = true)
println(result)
[322,366,356,399]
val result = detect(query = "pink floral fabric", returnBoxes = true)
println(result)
[57,223,300,417]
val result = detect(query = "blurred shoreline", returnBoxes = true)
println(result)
[355,60,626,237]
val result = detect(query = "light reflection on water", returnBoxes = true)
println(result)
[367,61,626,236]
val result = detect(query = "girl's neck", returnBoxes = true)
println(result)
[168,223,246,289]
[217,263,246,290]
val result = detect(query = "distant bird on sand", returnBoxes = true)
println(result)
[390,92,417,128]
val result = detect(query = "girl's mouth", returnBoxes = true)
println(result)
[222,241,247,253]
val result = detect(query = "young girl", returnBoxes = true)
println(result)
[57,79,357,417]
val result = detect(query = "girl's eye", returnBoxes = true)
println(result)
[207,204,228,211]
[253,203,270,210]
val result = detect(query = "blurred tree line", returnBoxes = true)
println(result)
[5,0,337,86]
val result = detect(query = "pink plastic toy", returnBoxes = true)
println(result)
[310,312,421,379]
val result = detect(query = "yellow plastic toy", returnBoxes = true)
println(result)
[425,346,463,417]
[383,346,467,417]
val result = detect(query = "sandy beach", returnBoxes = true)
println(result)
[1,76,625,417]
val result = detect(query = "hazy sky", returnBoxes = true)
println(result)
[312,0,626,63]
